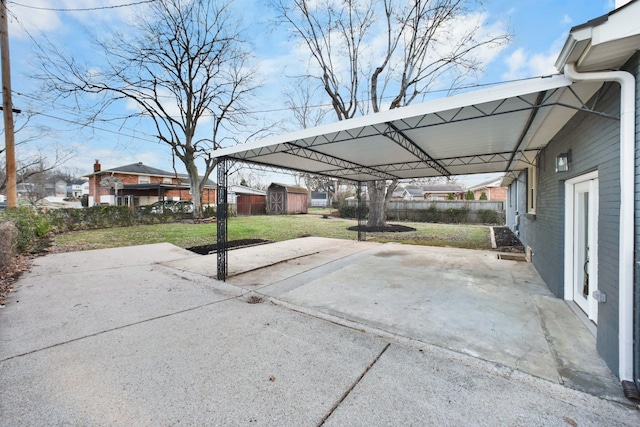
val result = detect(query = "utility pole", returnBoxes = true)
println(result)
[1,0,16,208]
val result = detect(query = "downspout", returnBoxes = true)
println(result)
[563,63,636,386]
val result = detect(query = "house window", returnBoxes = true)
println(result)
[527,163,537,214]
[139,175,151,184]
[163,177,172,184]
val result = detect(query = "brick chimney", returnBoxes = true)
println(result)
[94,160,101,173]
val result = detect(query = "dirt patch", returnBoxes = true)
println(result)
[0,254,33,307]
[186,238,272,255]
[493,226,524,252]
[347,224,417,233]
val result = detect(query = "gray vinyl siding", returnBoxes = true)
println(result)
[507,71,626,374]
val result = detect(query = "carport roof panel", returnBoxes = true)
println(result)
[214,75,599,180]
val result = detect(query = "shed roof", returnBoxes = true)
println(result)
[229,185,266,196]
[268,183,309,194]
[214,75,602,182]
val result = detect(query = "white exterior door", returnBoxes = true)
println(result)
[564,172,599,323]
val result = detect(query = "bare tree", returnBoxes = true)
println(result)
[229,170,268,191]
[20,166,48,207]
[283,78,329,130]
[272,0,510,226]
[0,111,71,194]
[37,0,258,217]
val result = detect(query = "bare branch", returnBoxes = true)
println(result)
[35,0,259,217]
[271,0,510,226]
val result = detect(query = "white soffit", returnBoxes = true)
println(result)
[214,75,602,182]
[556,1,640,72]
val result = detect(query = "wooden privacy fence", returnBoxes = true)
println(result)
[348,200,505,224]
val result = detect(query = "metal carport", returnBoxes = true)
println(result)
[212,74,607,280]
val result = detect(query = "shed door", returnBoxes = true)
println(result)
[269,191,284,214]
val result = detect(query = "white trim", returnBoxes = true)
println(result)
[564,64,635,381]
[564,170,599,308]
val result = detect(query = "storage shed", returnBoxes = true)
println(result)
[267,183,308,214]
[230,185,267,215]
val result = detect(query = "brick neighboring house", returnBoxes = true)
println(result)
[84,160,216,207]
[468,178,507,201]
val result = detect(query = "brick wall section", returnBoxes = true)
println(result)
[506,64,634,374]
[88,172,216,205]
[473,187,507,201]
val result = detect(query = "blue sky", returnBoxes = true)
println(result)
[4,0,614,186]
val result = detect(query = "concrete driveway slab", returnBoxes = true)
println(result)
[0,297,386,426]
[230,241,382,292]
[323,344,640,426]
[163,236,364,277]
[277,243,560,382]
[2,240,637,424]
[29,243,197,276]
[1,247,241,361]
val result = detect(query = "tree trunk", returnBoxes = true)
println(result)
[366,179,398,227]
[186,163,203,218]
[367,180,387,227]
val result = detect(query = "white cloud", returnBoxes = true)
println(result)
[8,0,149,40]
[8,0,62,39]
[502,35,566,80]
[561,14,573,25]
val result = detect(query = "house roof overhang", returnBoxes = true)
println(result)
[122,183,216,191]
[555,0,640,72]
[214,75,603,183]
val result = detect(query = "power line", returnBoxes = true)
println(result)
[20,107,162,145]
[12,91,162,142]
[7,0,156,12]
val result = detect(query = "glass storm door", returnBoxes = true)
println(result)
[572,179,598,322]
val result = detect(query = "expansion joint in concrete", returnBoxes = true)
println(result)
[317,343,390,426]
[0,295,241,363]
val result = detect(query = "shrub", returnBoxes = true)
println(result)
[479,191,488,200]
[338,203,368,219]
[443,207,469,223]
[2,208,51,253]
[0,221,18,271]
[464,190,475,200]
[477,209,501,224]
[418,204,439,223]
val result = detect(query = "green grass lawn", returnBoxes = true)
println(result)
[52,213,491,252]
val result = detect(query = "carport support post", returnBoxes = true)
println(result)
[357,181,366,241]
[216,158,228,281]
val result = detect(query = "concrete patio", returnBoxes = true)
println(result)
[1,238,638,425]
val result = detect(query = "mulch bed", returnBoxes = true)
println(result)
[186,238,273,255]
[493,226,524,251]
[347,224,417,233]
